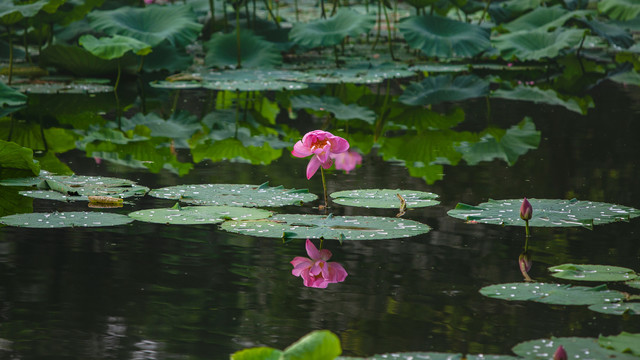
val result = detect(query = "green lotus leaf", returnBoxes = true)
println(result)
[465,356,519,360]
[123,111,201,142]
[397,14,491,58]
[370,354,463,360]
[290,95,376,123]
[129,205,273,225]
[610,70,640,86]
[549,264,638,282]
[143,40,194,72]
[513,337,639,360]
[599,332,640,355]
[626,279,640,290]
[221,214,431,240]
[447,198,640,228]
[0,81,26,106]
[79,34,152,60]
[231,347,283,360]
[202,69,305,82]
[456,117,540,166]
[2,174,149,201]
[589,303,640,316]
[0,140,40,175]
[501,6,591,33]
[282,330,341,360]
[0,0,65,25]
[39,43,138,77]
[480,282,625,306]
[0,186,33,218]
[399,74,489,106]
[493,28,587,61]
[289,9,375,49]
[149,80,202,89]
[492,85,594,115]
[580,18,634,48]
[0,211,133,228]
[191,138,283,165]
[204,29,282,69]
[87,5,202,47]
[488,0,544,24]
[202,80,306,92]
[149,183,317,207]
[330,189,440,209]
[598,0,640,21]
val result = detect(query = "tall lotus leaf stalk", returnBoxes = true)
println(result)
[381,0,396,60]
[235,4,242,68]
[208,0,215,36]
[7,25,14,84]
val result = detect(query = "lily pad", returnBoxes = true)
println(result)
[220,214,431,240]
[330,189,439,209]
[1,174,149,202]
[148,183,317,207]
[369,353,463,360]
[202,80,306,92]
[599,332,640,356]
[588,302,640,316]
[513,336,639,360]
[0,211,133,228]
[626,279,640,290]
[549,264,638,282]
[447,198,640,229]
[129,205,273,225]
[479,282,625,306]
[399,74,489,106]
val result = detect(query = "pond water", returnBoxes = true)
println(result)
[0,79,639,360]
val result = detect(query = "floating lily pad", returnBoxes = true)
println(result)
[447,198,640,229]
[369,353,462,360]
[220,214,431,240]
[148,183,317,207]
[588,302,640,316]
[330,189,439,209]
[480,282,625,305]
[129,205,273,225]
[10,81,113,94]
[626,279,640,290]
[149,80,202,89]
[599,332,640,356]
[0,211,133,228]
[202,80,307,92]
[513,336,639,360]
[549,264,638,282]
[1,174,149,202]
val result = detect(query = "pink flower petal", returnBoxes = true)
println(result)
[306,156,323,180]
[292,140,312,158]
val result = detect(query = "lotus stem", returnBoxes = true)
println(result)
[576,33,586,75]
[478,0,491,25]
[208,0,215,36]
[381,0,396,60]
[235,6,242,68]
[371,0,382,50]
[525,220,530,238]
[321,167,328,210]
[262,0,281,28]
[294,0,299,21]
[8,25,14,85]
[320,0,326,18]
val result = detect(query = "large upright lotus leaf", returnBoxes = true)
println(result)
[579,18,635,48]
[0,81,27,106]
[549,264,638,282]
[0,140,40,175]
[493,28,587,61]
[599,332,640,356]
[221,214,431,240]
[79,34,152,60]
[330,189,440,209]
[204,30,282,69]
[501,6,590,33]
[39,43,138,77]
[589,302,640,316]
[0,211,133,228]
[129,205,273,225]
[398,14,491,58]
[289,9,375,49]
[282,330,341,360]
[0,0,64,25]
[492,85,594,115]
[513,337,639,360]
[598,0,640,21]
[2,174,149,201]
[480,282,625,306]
[399,74,489,106]
[149,183,317,207]
[87,5,202,47]
[290,95,376,123]
[488,0,543,24]
[456,117,540,166]
[447,198,640,228]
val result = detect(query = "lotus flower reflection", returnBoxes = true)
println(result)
[291,130,350,180]
[290,239,348,288]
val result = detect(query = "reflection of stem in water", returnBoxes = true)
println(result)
[320,0,326,18]
[235,7,242,68]
[374,80,391,141]
[234,90,240,138]
[371,0,382,51]
[171,90,180,113]
[576,33,586,75]
[8,25,13,85]
[137,75,147,114]
[115,59,122,126]
[208,0,215,37]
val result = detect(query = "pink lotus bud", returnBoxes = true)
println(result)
[553,345,567,360]
[520,198,532,221]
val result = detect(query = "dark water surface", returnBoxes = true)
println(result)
[0,81,639,359]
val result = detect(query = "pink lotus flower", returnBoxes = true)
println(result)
[290,239,348,288]
[330,150,362,173]
[520,197,533,221]
[291,130,349,179]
